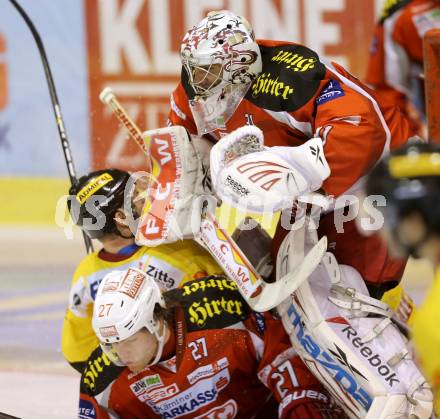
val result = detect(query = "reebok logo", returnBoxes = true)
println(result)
[342,326,400,387]
[287,303,372,410]
[309,145,324,166]
[225,175,249,196]
[329,345,367,380]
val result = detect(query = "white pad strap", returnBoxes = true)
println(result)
[387,348,409,368]
[360,318,392,343]
[328,285,393,318]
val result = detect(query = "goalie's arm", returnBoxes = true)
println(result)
[312,69,409,197]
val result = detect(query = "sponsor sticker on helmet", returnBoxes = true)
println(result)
[119,268,145,299]
[76,173,114,204]
[99,325,119,338]
[102,280,120,293]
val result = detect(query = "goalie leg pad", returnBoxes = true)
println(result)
[276,226,433,418]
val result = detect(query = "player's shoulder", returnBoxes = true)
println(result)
[171,80,189,101]
[246,40,327,112]
[155,239,210,259]
[72,246,143,276]
[80,345,125,397]
[167,276,251,332]
[256,39,324,74]
[72,251,105,277]
[379,0,412,23]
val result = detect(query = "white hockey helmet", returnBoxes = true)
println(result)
[92,268,167,366]
[180,10,262,98]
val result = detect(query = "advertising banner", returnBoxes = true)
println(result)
[0,0,382,176]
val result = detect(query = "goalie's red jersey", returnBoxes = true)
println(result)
[79,277,344,418]
[169,40,409,288]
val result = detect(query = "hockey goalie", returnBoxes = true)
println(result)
[99,83,433,416]
[129,124,432,418]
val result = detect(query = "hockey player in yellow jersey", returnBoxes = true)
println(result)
[366,142,440,415]
[62,169,221,372]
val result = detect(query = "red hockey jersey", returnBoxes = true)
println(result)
[79,277,344,418]
[365,0,440,136]
[168,40,408,287]
[169,39,409,198]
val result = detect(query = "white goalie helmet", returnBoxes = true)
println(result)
[92,268,166,366]
[180,10,262,98]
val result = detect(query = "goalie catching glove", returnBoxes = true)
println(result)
[210,125,331,213]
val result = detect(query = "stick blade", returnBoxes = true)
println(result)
[248,236,327,312]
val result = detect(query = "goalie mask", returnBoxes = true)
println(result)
[366,142,440,257]
[180,10,262,133]
[92,268,167,368]
[68,169,133,239]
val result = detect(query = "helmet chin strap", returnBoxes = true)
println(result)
[113,204,141,239]
[147,321,168,367]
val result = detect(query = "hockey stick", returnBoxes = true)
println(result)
[99,86,327,311]
[8,0,93,253]
[195,208,328,311]
[0,411,21,419]
[99,88,152,173]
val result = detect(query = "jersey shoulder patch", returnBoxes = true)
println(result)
[380,0,411,23]
[246,43,327,112]
[80,345,125,396]
[166,276,250,332]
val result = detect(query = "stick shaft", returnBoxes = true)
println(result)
[8,0,93,253]
[99,88,152,172]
